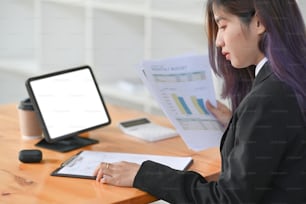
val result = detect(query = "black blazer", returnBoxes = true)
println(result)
[133,63,306,204]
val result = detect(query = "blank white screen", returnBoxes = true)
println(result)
[29,68,109,139]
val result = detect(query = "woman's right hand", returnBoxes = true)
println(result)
[206,100,232,127]
[94,161,140,187]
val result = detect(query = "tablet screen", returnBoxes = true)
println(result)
[26,66,111,143]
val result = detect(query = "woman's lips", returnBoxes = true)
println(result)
[222,52,230,60]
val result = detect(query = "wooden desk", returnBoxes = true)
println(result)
[0,103,220,204]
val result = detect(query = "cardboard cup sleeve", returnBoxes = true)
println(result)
[18,98,42,140]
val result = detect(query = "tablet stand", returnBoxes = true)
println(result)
[35,136,98,152]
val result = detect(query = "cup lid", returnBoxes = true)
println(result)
[18,98,34,111]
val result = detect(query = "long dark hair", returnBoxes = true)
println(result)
[206,0,306,121]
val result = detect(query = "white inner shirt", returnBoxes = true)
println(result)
[255,57,268,77]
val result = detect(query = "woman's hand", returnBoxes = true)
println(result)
[206,100,232,127]
[94,161,140,187]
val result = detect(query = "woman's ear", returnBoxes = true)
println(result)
[254,15,266,35]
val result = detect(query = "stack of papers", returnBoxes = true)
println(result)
[138,54,223,151]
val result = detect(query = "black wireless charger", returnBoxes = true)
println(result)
[19,149,42,163]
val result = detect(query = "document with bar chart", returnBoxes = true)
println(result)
[139,54,223,151]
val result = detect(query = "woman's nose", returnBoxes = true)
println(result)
[215,31,224,48]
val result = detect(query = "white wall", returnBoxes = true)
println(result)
[0,0,305,108]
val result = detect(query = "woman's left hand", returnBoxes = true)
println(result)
[206,100,232,127]
[94,161,140,187]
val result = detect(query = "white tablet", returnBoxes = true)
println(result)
[26,65,111,151]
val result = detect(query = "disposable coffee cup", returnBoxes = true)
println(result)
[18,98,43,140]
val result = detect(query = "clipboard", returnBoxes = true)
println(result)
[51,150,193,179]
[51,151,95,179]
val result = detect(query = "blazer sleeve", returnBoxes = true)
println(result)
[133,160,222,203]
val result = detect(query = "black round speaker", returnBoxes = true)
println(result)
[19,149,42,163]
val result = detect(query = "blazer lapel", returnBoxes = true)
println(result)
[220,117,233,150]
[252,63,273,88]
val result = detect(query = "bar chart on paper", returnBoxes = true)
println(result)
[164,91,220,131]
[171,94,210,115]
[172,94,192,115]
[191,96,210,115]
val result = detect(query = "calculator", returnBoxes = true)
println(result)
[118,118,178,142]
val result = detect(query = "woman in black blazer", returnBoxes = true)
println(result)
[95,0,306,203]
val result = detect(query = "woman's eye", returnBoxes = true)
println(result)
[219,25,226,30]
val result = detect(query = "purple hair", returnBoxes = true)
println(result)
[206,0,306,121]
[256,1,306,121]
